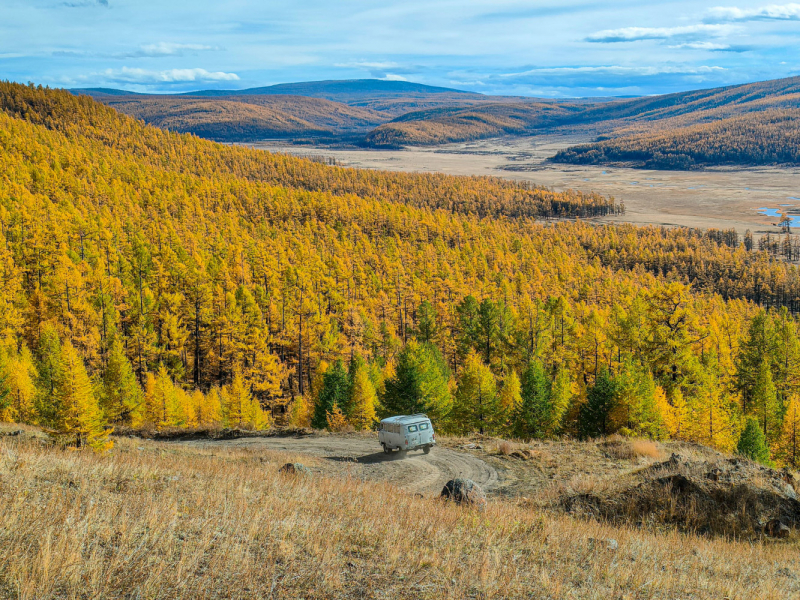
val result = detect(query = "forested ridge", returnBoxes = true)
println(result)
[552,109,800,169]
[4,82,800,467]
[365,77,800,152]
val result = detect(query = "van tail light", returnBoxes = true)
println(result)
[405,439,408,445]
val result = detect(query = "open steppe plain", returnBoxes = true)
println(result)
[251,135,800,236]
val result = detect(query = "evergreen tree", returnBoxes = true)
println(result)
[515,359,551,439]
[735,312,776,413]
[53,341,112,451]
[102,336,144,426]
[579,368,618,439]
[737,417,772,466]
[752,357,782,445]
[453,351,498,434]
[312,360,350,429]
[382,341,451,422]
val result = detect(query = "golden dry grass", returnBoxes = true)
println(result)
[0,435,798,599]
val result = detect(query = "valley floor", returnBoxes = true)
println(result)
[250,135,800,236]
[2,426,799,599]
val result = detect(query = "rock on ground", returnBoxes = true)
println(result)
[440,478,487,509]
[279,462,312,476]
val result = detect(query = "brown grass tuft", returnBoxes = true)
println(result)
[497,440,516,455]
[601,436,663,461]
[631,439,662,459]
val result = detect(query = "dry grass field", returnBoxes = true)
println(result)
[2,429,799,599]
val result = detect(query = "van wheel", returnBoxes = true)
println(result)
[382,444,390,454]
[423,446,431,454]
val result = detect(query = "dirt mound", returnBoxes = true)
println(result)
[563,452,800,538]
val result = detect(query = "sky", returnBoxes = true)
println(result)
[1,0,799,97]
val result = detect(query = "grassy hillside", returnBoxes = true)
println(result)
[2,431,798,599]
[553,109,800,169]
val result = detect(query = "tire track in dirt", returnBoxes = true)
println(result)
[181,435,504,496]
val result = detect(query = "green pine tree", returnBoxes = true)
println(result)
[737,417,773,467]
[752,357,782,446]
[312,360,350,429]
[579,368,619,439]
[382,341,451,422]
[515,359,551,439]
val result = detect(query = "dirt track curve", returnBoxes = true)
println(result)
[181,435,504,497]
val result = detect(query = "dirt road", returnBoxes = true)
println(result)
[181,434,504,497]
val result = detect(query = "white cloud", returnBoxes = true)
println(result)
[670,41,732,50]
[100,67,239,84]
[136,43,217,57]
[586,24,732,43]
[499,65,726,77]
[334,60,402,70]
[706,3,800,22]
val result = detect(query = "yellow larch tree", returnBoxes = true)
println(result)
[53,341,112,451]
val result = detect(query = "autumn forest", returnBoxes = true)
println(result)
[3,82,800,466]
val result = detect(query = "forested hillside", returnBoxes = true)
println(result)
[365,76,800,150]
[553,109,800,169]
[92,94,385,141]
[5,82,800,466]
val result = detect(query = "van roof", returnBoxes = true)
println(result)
[380,414,430,425]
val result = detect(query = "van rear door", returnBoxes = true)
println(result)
[418,421,433,445]
[406,424,420,449]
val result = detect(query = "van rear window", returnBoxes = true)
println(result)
[419,423,429,430]
[407,425,418,432]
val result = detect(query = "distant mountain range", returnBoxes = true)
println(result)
[70,77,800,167]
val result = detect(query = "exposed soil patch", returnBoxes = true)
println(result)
[179,432,504,496]
[563,451,800,538]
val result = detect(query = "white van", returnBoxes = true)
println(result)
[378,414,436,454]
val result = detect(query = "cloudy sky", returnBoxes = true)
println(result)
[2,0,799,97]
